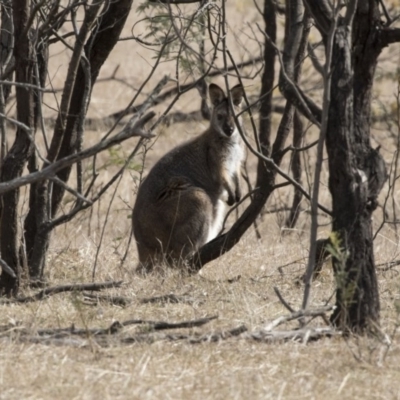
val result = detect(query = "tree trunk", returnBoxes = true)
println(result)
[25,0,134,282]
[0,0,35,295]
[326,2,384,332]
[50,0,134,218]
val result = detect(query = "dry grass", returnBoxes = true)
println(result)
[1,2,400,399]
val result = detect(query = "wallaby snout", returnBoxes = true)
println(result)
[132,83,245,273]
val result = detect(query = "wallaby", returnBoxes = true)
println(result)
[132,83,245,273]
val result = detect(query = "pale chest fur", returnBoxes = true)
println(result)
[222,130,245,177]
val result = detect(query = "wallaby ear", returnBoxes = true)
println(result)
[230,84,244,106]
[209,84,225,107]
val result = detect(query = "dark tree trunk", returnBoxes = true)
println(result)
[50,0,135,218]
[0,0,35,295]
[286,111,304,228]
[325,2,385,332]
[25,0,134,282]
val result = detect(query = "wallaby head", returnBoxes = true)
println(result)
[209,83,244,138]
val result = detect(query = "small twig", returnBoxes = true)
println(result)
[0,79,54,92]
[50,176,92,205]
[0,111,155,195]
[82,293,132,307]
[187,325,248,343]
[139,293,197,305]
[273,286,295,313]
[0,281,123,304]
[277,257,306,275]
[249,327,341,343]
[376,259,400,271]
[0,258,17,278]
[263,305,335,332]
[123,315,218,331]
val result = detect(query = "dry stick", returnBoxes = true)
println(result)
[379,0,392,25]
[82,292,132,307]
[301,11,338,314]
[0,281,123,304]
[21,326,338,346]
[123,315,218,331]
[119,223,134,269]
[186,325,248,343]
[263,305,335,332]
[92,174,123,281]
[49,176,92,205]
[273,286,295,313]
[0,258,17,278]
[376,259,400,271]
[388,84,400,237]
[33,315,219,337]
[249,327,341,343]
[0,79,54,92]
[0,111,155,195]
[139,293,195,305]
[0,87,6,174]
[373,151,398,240]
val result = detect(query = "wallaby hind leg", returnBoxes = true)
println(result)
[133,181,213,272]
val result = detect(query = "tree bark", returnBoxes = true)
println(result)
[25,0,134,281]
[50,0,134,218]
[326,1,384,332]
[0,0,35,295]
[286,111,304,228]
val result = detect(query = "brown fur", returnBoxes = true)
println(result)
[132,84,245,273]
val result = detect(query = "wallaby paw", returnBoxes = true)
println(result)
[235,189,241,203]
[226,193,235,206]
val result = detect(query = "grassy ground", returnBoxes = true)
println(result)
[1,2,400,399]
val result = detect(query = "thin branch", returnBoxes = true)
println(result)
[263,305,335,331]
[380,27,400,46]
[108,56,263,121]
[0,80,54,92]
[273,286,295,313]
[0,258,17,278]
[302,6,339,313]
[50,176,92,205]
[0,281,123,304]
[0,112,155,195]
[257,23,322,127]
[249,327,340,343]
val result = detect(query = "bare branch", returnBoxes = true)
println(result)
[0,112,155,195]
[0,281,123,304]
[0,80,53,92]
[380,27,400,46]
[263,305,335,331]
[0,258,17,278]
[49,176,92,205]
[303,0,333,36]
